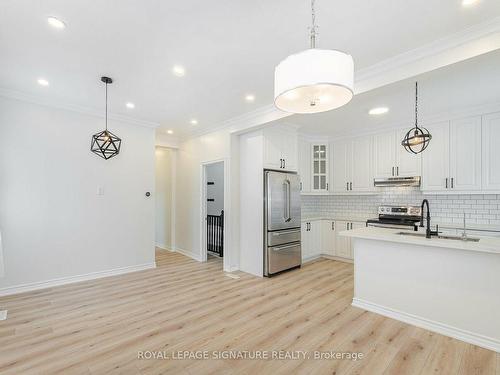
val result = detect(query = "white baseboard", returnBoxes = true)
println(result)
[174,247,203,262]
[321,254,354,264]
[352,298,500,353]
[0,262,156,297]
[155,243,174,252]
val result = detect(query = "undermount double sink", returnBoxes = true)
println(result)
[396,231,480,242]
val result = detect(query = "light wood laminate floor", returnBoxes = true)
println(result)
[0,250,498,375]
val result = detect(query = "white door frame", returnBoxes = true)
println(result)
[200,158,230,271]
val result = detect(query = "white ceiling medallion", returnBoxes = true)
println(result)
[274,0,354,114]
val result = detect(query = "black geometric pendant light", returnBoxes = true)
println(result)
[91,77,122,160]
[401,82,432,154]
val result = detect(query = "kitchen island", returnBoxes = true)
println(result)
[342,227,500,353]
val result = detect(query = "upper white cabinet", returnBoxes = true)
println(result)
[482,112,500,191]
[422,117,481,192]
[373,130,421,178]
[263,127,298,171]
[298,139,311,192]
[396,128,422,177]
[332,136,374,193]
[422,122,450,191]
[450,116,482,191]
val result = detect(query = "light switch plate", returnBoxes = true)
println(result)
[0,310,7,320]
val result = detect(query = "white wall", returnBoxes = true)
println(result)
[155,147,174,249]
[0,97,156,293]
[206,162,224,216]
[174,129,237,270]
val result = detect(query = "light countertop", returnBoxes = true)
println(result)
[301,216,371,223]
[301,216,500,233]
[340,227,500,255]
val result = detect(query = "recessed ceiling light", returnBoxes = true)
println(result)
[462,0,479,6]
[167,130,174,134]
[47,16,66,29]
[126,102,135,109]
[190,119,198,125]
[37,78,49,86]
[245,94,255,103]
[172,65,185,77]
[369,107,389,115]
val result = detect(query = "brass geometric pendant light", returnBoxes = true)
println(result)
[91,77,122,160]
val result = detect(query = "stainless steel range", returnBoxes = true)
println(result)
[366,205,422,231]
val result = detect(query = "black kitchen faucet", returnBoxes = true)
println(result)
[420,199,439,239]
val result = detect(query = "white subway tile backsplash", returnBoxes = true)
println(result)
[301,187,500,225]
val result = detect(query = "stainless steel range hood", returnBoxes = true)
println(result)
[374,176,421,187]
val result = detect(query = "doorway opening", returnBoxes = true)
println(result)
[202,161,225,265]
[155,147,175,252]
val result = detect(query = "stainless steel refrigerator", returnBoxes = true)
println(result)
[264,170,301,276]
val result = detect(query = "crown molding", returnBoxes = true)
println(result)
[178,16,500,142]
[322,100,500,141]
[355,16,500,94]
[179,104,290,141]
[0,87,160,129]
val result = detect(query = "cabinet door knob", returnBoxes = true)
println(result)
[392,166,394,176]
[445,178,448,189]
[346,182,349,191]
[451,177,454,189]
[396,166,399,176]
[350,182,352,190]
[145,192,151,197]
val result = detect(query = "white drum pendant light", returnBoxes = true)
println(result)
[274,0,354,114]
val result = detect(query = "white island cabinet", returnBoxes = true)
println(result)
[342,227,500,352]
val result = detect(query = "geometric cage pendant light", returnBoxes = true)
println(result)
[401,82,432,154]
[91,76,122,160]
[274,0,354,114]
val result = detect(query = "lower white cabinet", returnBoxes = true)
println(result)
[301,219,362,262]
[320,220,336,256]
[301,220,321,261]
[333,220,365,260]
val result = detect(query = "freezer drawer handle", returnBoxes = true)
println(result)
[272,244,300,251]
[272,230,300,236]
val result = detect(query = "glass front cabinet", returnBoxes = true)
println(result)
[312,144,329,192]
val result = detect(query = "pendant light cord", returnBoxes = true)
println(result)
[105,81,108,131]
[414,82,418,129]
[310,0,317,49]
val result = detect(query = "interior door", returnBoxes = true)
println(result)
[450,116,482,191]
[266,171,301,231]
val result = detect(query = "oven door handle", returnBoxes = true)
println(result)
[367,223,417,230]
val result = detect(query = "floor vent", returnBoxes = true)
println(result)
[0,310,7,321]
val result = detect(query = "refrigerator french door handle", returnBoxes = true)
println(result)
[283,179,291,222]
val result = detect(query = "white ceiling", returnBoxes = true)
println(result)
[285,49,500,137]
[1,0,500,137]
